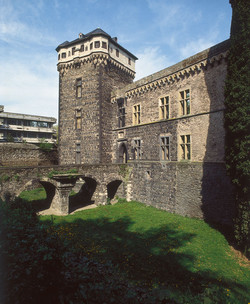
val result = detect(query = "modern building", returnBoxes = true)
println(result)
[0,105,57,144]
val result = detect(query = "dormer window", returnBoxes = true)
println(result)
[116,49,119,57]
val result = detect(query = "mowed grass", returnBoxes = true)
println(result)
[41,200,250,303]
[19,187,46,201]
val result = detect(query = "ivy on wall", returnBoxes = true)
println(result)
[224,0,250,257]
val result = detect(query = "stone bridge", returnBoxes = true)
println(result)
[0,161,235,226]
[0,164,129,215]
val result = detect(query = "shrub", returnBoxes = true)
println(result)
[0,198,161,303]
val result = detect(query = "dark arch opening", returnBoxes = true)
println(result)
[69,177,97,213]
[107,180,122,201]
[19,180,56,213]
[118,143,127,163]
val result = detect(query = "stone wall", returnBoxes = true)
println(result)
[0,161,235,225]
[128,161,235,226]
[58,59,134,166]
[0,143,58,167]
[112,41,229,164]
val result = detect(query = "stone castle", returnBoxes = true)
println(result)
[55,28,234,223]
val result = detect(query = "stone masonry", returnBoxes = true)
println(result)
[54,30,235,224]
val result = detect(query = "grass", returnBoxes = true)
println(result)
[40,200,250,303]
[19,187,46,202]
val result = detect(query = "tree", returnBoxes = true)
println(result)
[224,0,250,257]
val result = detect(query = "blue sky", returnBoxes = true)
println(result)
[0,0,232,120]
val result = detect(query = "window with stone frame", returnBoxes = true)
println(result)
[72,47,76,55]
[180,135,191,160]
[102,41,107,49]
[116,49,119,57]
[128,58,131,65]
[90,43,93,50]
[134,139,141,160]
[61,52,66,58]
[160,136,170,160]
[179,89,191,115]
[133,104,141,125]
[75,143,81,164]
[58,54,60,60]
[75,109,82,130]
[159,96,170,119]
[76,78,82,98]
[80,44,84,51]
[118,100,125,128]
[95,41,100,48]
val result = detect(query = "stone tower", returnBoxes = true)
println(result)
[56,28,137,165]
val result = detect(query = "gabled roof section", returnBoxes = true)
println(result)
[56,28,138,60]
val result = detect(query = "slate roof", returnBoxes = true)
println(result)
[56,28,138,60]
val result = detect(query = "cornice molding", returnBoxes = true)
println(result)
[124,51,228,98]
[57,53,135,78]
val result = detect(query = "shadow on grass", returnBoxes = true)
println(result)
[44,214,248,302]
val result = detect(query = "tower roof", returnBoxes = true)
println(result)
[56,28,138,60]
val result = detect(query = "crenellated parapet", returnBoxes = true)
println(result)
[56,28,137,78]
[57,52,135,78]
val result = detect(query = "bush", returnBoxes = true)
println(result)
[0,198,162,303]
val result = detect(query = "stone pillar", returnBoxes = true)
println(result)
[57,185,73,215]
[92,183,107,206]
[51,175,79,215]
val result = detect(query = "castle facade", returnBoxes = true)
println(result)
[56,29,234,224]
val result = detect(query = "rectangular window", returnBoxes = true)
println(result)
[159,96,169,119]
[72,47,76,55]
[76,78,82,98]
[75,109,82,130]
[102,41,107,49]
[180,135,191,160]
[76,143,81,164]
[133,104,141,125]
[128,58,131,65]
[134,139,141,160]
[80,44,84,51]
[62,52,66,58]
[160,136,170,160]
[180,89,191,115]
[90,43,93,50]
[116,49,119,57]
[58,54,60,60]
[118,102,125,127]
[95,41,100,48]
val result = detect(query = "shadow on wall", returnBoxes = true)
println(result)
[69,177,97,213]
[201,41,235,238]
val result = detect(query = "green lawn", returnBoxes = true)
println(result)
[41,200,250,303]
[19,187,47,201]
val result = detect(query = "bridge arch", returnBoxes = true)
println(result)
[16,178,57,213]
[69,176,98,213]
